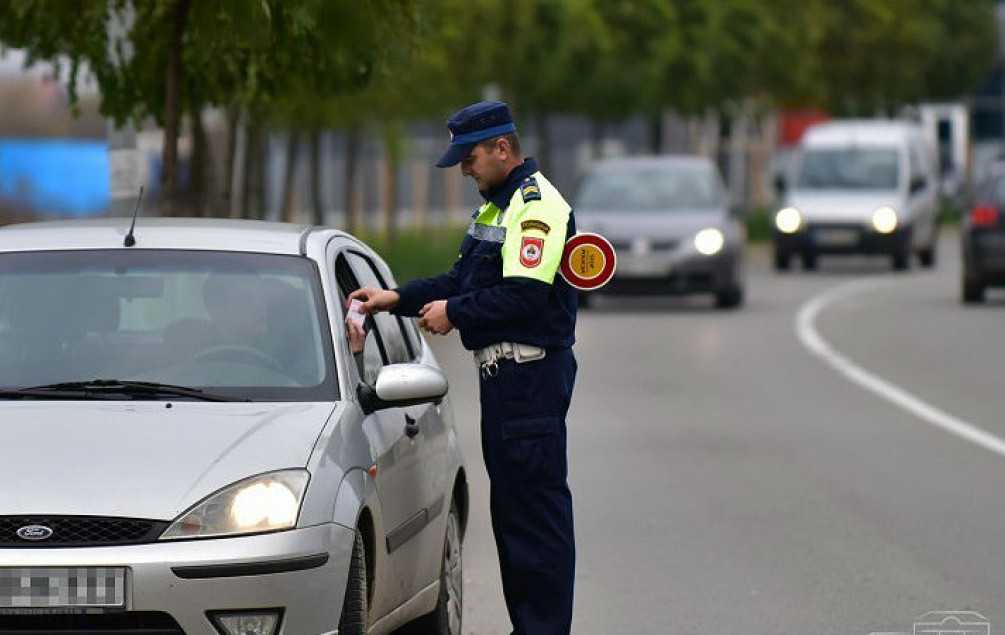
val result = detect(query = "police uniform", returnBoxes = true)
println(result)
[392,101,577,635]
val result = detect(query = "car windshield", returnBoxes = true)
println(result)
[577,166,722,211]
[796,148,900,190]
[0,250,336,401]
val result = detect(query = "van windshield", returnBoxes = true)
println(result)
[796,148,900,191]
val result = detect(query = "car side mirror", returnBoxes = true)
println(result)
[357,363,448,414]
[910,176,927,194]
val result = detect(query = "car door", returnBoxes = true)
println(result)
[337,250,436,606]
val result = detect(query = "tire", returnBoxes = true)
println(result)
[407,501,463,635]
[714,286,744,309]
[892,251,910,271]
[802,252,818,271]
[338,531,368,635]
[773,249,791,271]
[918,243,936,268]
[962,276,985,304]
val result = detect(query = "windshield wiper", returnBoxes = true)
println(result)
[7,380,248,402]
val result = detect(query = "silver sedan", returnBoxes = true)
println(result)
[576,155,745,308]
[0,218,466,635]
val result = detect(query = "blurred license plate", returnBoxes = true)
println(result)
[617,258,667,276]
[814,229,859,246]
[0,567,126,609]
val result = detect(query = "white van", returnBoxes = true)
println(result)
[773,120,939,270]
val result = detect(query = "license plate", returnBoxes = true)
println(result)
[814,229,859,246]
[0,567,127,609]
[617,258,668,276]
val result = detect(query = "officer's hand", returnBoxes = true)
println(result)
[418,300,453,335]
[348,286,399,314]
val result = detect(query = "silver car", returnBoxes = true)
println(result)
[0,218,466,635]
[575,156,745,308]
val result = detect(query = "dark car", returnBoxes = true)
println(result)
[962,168,1005,303]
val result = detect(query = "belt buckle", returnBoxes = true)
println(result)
[480,359,500,380]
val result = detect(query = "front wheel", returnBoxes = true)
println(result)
[715,286,744,309]
[773,248,791,271]
[407,501,463,635]
[918,243,936,268]
[962,276,985,304]
[338,531,368,635]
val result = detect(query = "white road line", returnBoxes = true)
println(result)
[795,277,1005,458]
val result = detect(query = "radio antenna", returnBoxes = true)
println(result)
[124,186,144,247]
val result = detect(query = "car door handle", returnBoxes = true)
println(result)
[404,414,420,438]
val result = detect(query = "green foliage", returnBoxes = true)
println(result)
[357,225,468,283]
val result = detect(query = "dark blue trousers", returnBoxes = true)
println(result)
[478,348,577,635]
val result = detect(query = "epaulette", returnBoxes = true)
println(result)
[520,177,542,203]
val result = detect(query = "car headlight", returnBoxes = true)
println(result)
[161,470,309,540]
[775,207,803,233]
[871,206,898,233]
[694,228,725,256]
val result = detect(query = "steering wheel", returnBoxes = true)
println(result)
[189,344,286,373]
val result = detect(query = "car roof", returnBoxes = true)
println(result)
[802,120,921,147]
[589,155,716,171]
[0,217,347,254]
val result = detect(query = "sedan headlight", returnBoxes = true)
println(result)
[694,228,725,256]
[161,470,309,540]
[871,206,898,233]
[775,207,803,234]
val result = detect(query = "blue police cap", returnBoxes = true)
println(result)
[436,101,517,168]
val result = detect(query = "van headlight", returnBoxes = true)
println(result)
[871,207,898,234]
[694,228,725,255]
[161,470,309,540]
[775,207,803,233]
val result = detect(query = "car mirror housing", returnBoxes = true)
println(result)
[357,363,448,414]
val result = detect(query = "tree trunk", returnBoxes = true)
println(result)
[648,112,662,155]
[590,118,604,159]
[160,0,191,216]
[242,113,265,220]
[310,130,324,225]
[222,102,240,217]
[281,130,300,223]
[381,153,398,243]
[534,111,551,173]
[189,105,211,217]
[343,127,360,233]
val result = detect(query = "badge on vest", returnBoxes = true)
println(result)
[520,177,541,202]
[520,236,545,268]
[520,219,550,234]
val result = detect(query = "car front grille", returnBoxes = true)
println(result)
[0,611,184,634]
[0,517,168,548]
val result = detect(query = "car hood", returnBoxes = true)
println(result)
[0,401,339,520]
[576,208,727,241]
[786,191,902,222]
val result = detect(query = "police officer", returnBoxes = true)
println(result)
[348,101,578,635]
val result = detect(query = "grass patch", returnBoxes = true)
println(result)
[744,208,773,243]
[358,225,469,283]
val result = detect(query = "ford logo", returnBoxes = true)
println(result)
[16,525,53,541]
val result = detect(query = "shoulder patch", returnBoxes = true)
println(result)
[520,177,542,202]
[520,219,551,235]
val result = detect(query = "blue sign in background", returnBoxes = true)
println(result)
[0,139,109,216]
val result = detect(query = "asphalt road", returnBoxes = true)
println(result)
[426,231,1005,635]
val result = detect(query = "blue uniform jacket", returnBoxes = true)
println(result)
[393,158,577,351]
